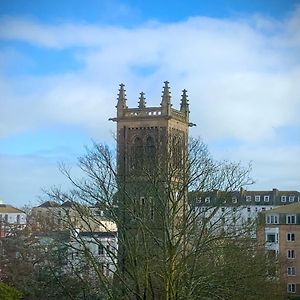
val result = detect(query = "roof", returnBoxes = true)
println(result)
[0,204,25,214]
[38,201,60,208]
[189,189,300,206]
[60,200,73,208]
[265,202,300,214]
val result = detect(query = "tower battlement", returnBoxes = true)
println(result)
[110,81,190,124]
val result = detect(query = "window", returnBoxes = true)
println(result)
[287,233,295,241]
[232,197,237,204]
[288,283,296,293]
[16,215,20,224]
[286,215,296,224]
[266,214,279,224]
[196,197,202,204]
[262,207,266,211]
[264,195,270,202]
[247,217,251,223]
[4,214,8,222]
[221,207,225,212]
[255,195,260,202]
[289,196,295,202]
[281,195,287,202]
[205,197,210,204]
[98,244,104,255]
[247,207,251,213]
[266,234,276,242]
[287,249,295,259]
[233,207,236,212]
[246,195,251,202]
[288,267,296,276]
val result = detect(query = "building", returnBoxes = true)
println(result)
[30,200,117,278]
[0,201,26,237]
[110,81,191,296]
[190,189,300,234]
[70,230,118,278]
[31,200,117,233]
[259,202,300,298]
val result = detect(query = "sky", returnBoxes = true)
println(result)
[0,0,300,208]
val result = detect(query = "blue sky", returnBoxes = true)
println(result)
[0,0,300,207]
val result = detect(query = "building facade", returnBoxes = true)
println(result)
[190,189,300,234]
[0,202,26,237]
[259,202,300,298]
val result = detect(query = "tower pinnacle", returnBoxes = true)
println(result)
[160,81,172,115]
[138,92,146,109]
[116,83,127,109]
[116,83,127,117]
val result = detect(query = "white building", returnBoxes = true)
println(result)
[0,202,26,237]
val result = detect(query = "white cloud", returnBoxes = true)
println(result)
[0,7,300,206]
[0,9,299,141]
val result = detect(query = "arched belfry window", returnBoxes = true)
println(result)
[131,136,143,170]
[172,135,183,169]
[145,136,156,167]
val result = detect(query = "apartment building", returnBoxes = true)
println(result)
[259,202,300,297]
[189,189,300,231]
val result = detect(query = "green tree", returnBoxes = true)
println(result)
[0,282,22,300]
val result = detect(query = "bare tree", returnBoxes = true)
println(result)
[40,137,283,300]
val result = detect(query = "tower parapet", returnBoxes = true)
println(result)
[110,81,189,124]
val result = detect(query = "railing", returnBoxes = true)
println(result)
[124,107,162,117]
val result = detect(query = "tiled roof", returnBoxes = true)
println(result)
[38,201,60,208]
[0,204,25,213]
[265,202,300,214]
[189,189,300,206]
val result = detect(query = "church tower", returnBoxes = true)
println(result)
[112,81,190,179]
[110,81,191,297]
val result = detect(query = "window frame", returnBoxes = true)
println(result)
[287,249,296,259]
[205,197,210,204]
[286,214,296,225]
[255,195,261,202]
[287,267,296,276]
[287,233,295,242]
[289,196,295,202]
[281,195,287,202]
[264,195,270,202]
[288,283,296,293]
[266,214,279,224]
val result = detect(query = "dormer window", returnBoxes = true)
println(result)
[232,197,238,204]
[264,195,270,202]
[289,196,295,202]
[286,215,296,224]
[266,214,279,224]
[246,196,251,202]
[255,195,260,202]
[281,196,287,202]
[205,197,210,204]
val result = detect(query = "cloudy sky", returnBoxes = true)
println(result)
[0,0,300,207]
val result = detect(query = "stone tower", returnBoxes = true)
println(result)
[111,81,190,179]
[110,81,191,297]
